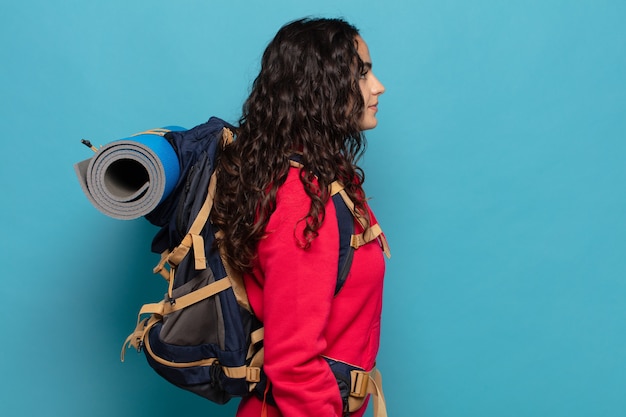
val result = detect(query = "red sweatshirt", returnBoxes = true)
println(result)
[236,167,386,417]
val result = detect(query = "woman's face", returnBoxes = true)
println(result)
[356,36,385,130]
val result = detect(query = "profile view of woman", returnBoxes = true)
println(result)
[212,17,389,417]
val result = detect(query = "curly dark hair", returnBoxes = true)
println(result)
[212,17,371,273]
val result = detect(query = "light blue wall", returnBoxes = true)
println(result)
[1,1,625,416]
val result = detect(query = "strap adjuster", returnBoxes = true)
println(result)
[247,366,261,383]
[349,370,369,398]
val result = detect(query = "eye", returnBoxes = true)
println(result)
[359,63,372,80]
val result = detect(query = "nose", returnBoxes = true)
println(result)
[371,73,385,95]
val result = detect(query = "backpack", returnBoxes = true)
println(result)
[120,117,390,415]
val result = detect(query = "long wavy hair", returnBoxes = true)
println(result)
[212,17,371,273]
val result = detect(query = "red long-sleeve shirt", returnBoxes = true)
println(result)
[236,167,386,417]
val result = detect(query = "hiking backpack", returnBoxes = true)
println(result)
[120,117,390,414]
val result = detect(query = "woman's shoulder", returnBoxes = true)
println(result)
[275,166,312,204]
[269,166,337,226]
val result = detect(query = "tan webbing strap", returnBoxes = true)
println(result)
[250,327,265,346]
[154,168,219,298]
[249,347,264,370]
[144,335,219,368]
[137,302,165,317]
[191,234,206,270]
[222,127,234,146]
[165,167,218,268]
[246,346,264,389]
[350,223,383,248]
[165,233,207,270]
[153,250,172,281]
[222,354,260,383]
[162,278,232,315]
[121,314,160,361]
[213,359,260,389]
[330,180,344,196]
[222,365,247,379]
[189,170,218,237]
[348,368,387,417]
[244,328,265,388]
[121,302,165,358]
[350,224,390,259]
[289,160,304,169]
[131,128,171,137]
[244,328,265,389]
[338,189,391,259]
[167,267,177,298]
[379,234,391,259]
[216,229,252,312]
[226,262,250,312]
[166,235,194,267]
[361,223,383,244]
[246,365,262,384]
[337,189,369,230]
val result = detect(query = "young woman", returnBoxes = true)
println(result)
[212,17,388,417]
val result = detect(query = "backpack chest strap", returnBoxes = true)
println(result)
[331,182,391,259]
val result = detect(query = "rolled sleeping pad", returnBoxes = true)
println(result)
[74,127,186,220]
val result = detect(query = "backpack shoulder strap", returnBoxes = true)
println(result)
[287,160,391,295]
[331,186,355,295]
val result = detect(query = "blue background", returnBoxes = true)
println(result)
[1,1,625,416]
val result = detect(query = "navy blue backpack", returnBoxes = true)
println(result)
[121,117,390,415]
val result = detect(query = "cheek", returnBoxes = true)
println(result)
[359,81,368,101]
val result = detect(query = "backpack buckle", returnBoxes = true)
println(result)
[349,370,369,398]
[246,366,261,383]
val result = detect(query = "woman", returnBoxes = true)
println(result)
[212,17,388,417]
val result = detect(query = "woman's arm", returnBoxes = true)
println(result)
[256,170,344,417]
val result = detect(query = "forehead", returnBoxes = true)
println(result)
[355,36,372,63]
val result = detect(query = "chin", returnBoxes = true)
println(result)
[360,119,378,131]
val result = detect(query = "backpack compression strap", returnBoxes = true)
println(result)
[151,168,217,298]
[120,277,233,361]
[152,127,235,298]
